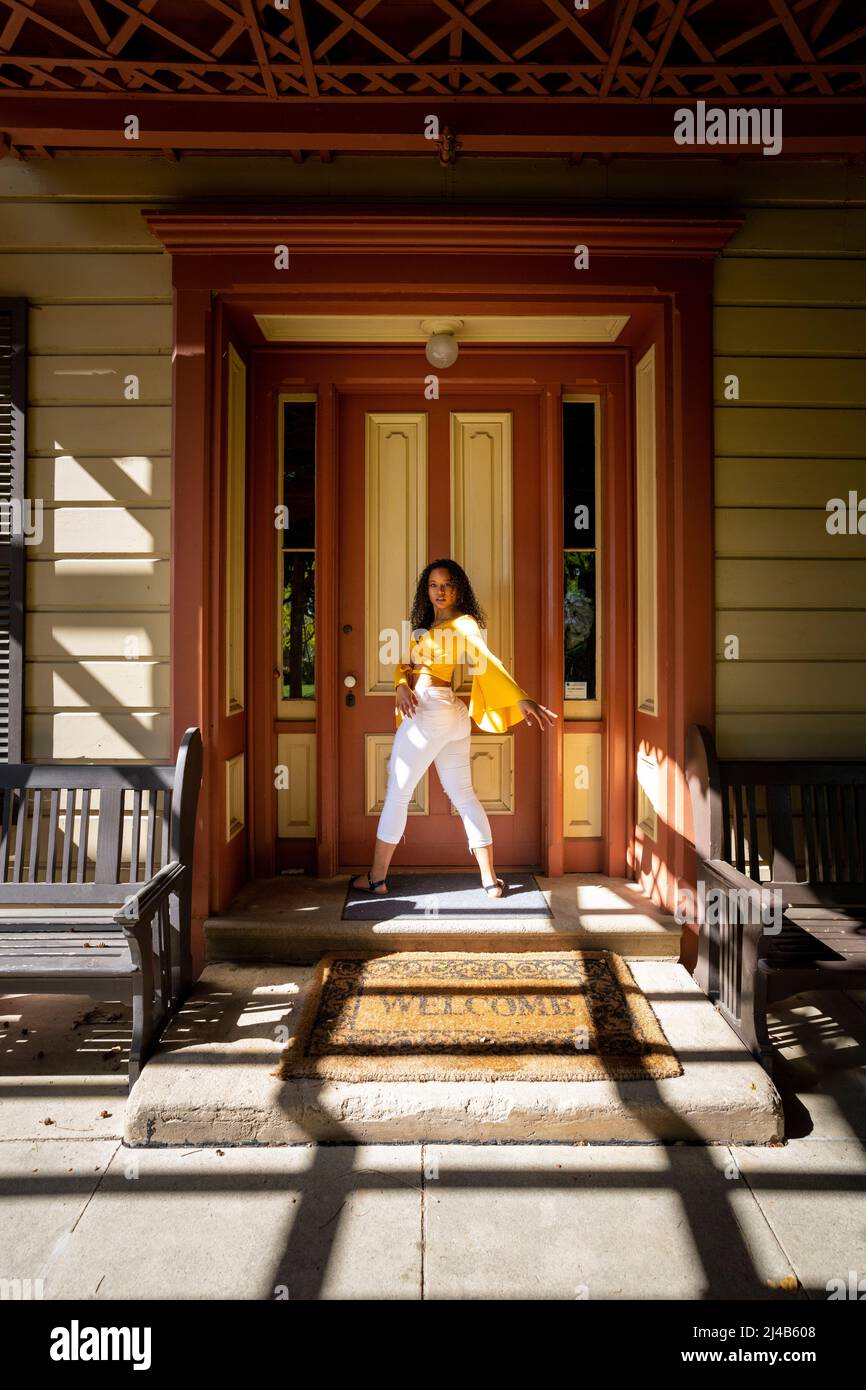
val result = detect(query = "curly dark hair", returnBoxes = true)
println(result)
[409,559,486,632]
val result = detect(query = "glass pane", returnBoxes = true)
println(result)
[564,551,596,700]
[282,402,316,548]
[563,401,595,548]
[282,553,315,700]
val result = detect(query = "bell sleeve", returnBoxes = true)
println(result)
[454,615,531,732]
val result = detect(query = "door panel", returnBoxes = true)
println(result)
[338,391,542,868]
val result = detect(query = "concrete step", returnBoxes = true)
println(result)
[204,874,683,964]
[124,958,783,1146]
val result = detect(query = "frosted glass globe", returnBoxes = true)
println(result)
[425,333,458,368]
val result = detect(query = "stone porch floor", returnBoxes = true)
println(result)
[204,872,683,963]
[2,984,866,1298]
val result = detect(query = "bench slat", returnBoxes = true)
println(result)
[0,790,11,884]
[45,788,59,885]
[13,790,26,883]
[801,784,818,881]
[732,784,745,875]
[62,787,75,883]
[130,788,142,883]
[747,784,760,881]
[77,788,90,884]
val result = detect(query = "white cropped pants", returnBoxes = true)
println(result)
[377,686,493,850]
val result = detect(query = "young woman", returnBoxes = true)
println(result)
[351,559,557,899]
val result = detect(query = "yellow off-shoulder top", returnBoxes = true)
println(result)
[394,613,530,733]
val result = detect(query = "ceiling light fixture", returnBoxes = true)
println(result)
[421,317,464,369]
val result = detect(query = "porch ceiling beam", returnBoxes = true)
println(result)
[105,0,159,57]
[289,0,318,98]
[0,0,106,58]
[3,114,863,156]
[600,0,641,98]
[313,0,408,64]
[76,0,112,46]
[818,24,866,58]
[238,0,277,97]
[310,0,381,61]
[648,0,738,96]
[210,19,247,59]
[768,0,833,94]
[538,0,610,63]
[100,0,215,63]
[810,0,843,41]
[3,62,865,97]
[640,0,692,98]
[512,19,569,63]
[447,5,461,91]
[428,0,512,64]
[0,0,32,51]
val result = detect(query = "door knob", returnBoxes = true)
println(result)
[343,675,357,688]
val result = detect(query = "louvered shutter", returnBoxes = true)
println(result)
[0,299,26,761]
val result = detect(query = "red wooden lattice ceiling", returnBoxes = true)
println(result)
[0,0,864,156]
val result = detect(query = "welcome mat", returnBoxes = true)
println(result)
[274,951,683,1082]
[342,872,552,920]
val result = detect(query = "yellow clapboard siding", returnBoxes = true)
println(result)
[30,405,171,457]
[28,304,172,354]
[716,558,866,608]
[714,359,866,407]
[29,508,170,559]
[715,458,866,507]
[25,713,170,762]
[29,355,172,405]
[26,612,170,660]
[27,454,170,505]
[716,610,866,661]
[714,257,866,306]
[25,660,170,709]
[716,508,866,558]
[714,307,866,355]
[717,661,866,711]
[724,208,866,256]
[27,558,170,609]
[716,713,866,760]
[0,253,170,301]
[3,150,864,203]
[714,407,865,456]
[0,202,161,252]
[607,158,866,204]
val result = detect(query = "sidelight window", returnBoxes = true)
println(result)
[278,397,316,712]
[562,397,601,718]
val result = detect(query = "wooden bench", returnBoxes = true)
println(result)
[685,723,866,1078]
[0,727,202,1088]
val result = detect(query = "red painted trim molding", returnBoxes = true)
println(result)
[144,206,743,258]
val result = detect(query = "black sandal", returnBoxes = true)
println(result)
[481,877,507,897]
[352,872,389,895]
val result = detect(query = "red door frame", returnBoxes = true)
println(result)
[147,206,741,976]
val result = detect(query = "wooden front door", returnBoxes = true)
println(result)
[337,390,543,869]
